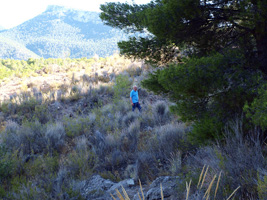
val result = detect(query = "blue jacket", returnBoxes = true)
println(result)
[130,90,139,103]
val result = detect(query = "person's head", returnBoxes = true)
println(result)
[133,85,137,91]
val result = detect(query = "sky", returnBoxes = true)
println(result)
[0,0,151,29]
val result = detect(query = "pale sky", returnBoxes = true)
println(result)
[0,0,151,29]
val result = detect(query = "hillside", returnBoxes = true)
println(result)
[0,55,264,199]
[0,5,129,59]
[0,36,39,60]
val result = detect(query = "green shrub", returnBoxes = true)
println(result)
[63,117,91,138]
[188,116,223,145]
[33,104,50,124]
[113,74,132,102]
[244,84,267,130]
[0,146,14,183]
[258,173,267,200]
[142,51,260,142]
[66,149,97,179]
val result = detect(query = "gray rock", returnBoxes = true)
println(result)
[145,176,179,200]
[80,175,115,199]
[79,175,180,200]
[108,178,136,197]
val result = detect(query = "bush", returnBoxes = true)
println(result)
[66,149,97,179]
[152,101,170,124]
[45,123,66,154]
[33,104,51,124]
[142,51,260,142]
[186,119,267,199]
[244,84,267,130]
[113,74,132,101]
[136,152,158,183]
[63,117,92,138]
[122,111,139,128]
[148,123,190,163]
[4,120,47,156]
[0,145,14,183]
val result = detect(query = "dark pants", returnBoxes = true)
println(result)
[132,102,141,112]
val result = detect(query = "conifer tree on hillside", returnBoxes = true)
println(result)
[100,0,267,70]
[100,0,267,142]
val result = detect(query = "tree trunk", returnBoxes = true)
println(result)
[256,34,267,76]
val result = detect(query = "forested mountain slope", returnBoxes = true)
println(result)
[0,5,128,59]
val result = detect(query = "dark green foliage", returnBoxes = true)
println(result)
[113,74,132,101]
[0,146,14,183]
[143,51,261,141]
[118,37,179,64]
[100,0,267,67]
[100,0,267,140]
[244,83,267,130]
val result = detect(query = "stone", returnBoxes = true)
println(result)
[79,175,180,200]
[80,175,115,199]
[145,176,180,200]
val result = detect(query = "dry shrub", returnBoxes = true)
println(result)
[186,119,267,199]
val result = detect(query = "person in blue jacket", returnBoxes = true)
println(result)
[130,85,141,112]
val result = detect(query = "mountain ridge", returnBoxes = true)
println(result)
[0,5,127,60]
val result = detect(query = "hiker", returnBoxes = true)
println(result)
[130,85,141,112]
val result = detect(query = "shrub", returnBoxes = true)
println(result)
[258,173,267,200]
[113,74,132,101]
[122,112,139,128]
[121,124,139,154]
[186,119,267,199]
[142,51,259,142]
[152,101,170,124]
[24,155,59,178]
[33,104,51,124]
[244,84,267,130]
[45,123,66,154]
[125,64,142,77]
[148,123,189,161]
[136,152,158,183]
[88,131,107,159]
[114,100,131,116]
[66,149,97,179]
[4,120,47,156]
[0,145,14,183]
[17,97,40,116]
[63,117,91,138]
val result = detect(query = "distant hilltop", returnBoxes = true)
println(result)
[0,5,128,60]
[45,5,74,12]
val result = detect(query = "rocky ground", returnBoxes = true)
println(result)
[78,175,179,200]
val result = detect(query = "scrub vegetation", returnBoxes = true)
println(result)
[1,0,267,199]
[0,54,266,199]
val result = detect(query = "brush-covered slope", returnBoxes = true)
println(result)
[0,36,39,60]
[0,5,128,59]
